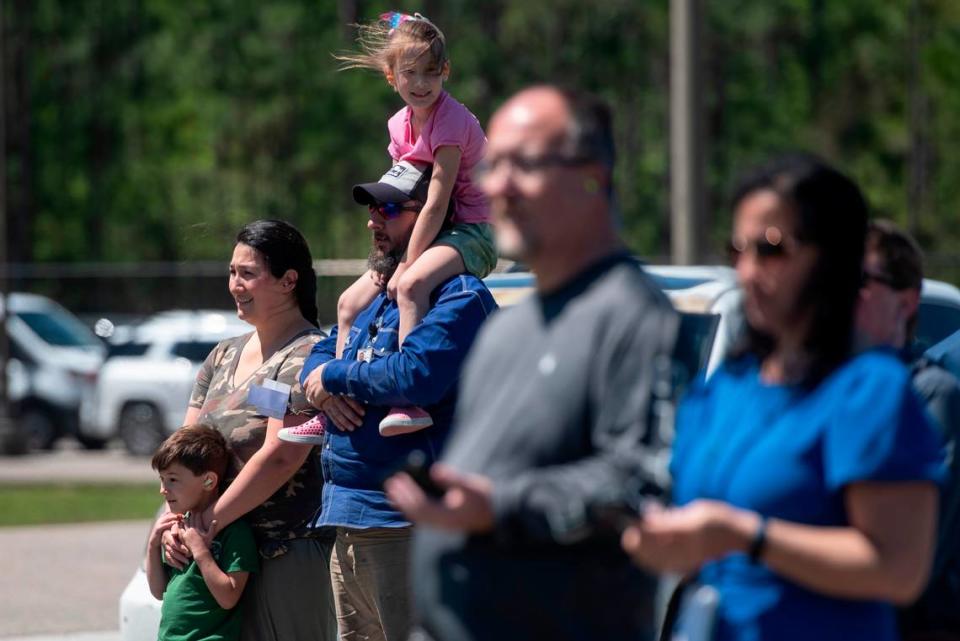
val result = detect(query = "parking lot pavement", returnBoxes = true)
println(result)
[2,632,120,641]
[0,444,155,639]
[0,520,150,639]
[0,443,155,485]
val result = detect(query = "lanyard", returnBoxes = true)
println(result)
[357,296,389,363]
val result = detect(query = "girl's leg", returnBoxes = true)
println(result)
[380,246,465,437]
[336,271,382,358]
[396,245,466,346]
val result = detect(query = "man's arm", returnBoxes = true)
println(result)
[321,284,495,407]
[300,328,338,387]
[389,302,678,544]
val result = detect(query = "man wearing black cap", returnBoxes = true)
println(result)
[289,161,496,641]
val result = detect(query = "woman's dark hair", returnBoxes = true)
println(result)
[236,220,319,327]
[730,153,868,386]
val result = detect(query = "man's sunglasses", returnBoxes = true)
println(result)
[861,270,903,290]
[368,203,422,219]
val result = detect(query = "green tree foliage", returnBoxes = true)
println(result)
[4,1,960,273]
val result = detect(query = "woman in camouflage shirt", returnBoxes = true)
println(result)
[166,220,336,641]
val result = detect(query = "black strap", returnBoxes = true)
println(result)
[658,574,698,641]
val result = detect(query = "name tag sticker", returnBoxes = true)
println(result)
[247,380,292,419]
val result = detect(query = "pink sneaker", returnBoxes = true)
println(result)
[379,406,433,437]
[278,414,327,445]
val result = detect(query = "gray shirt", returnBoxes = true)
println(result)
[412,252,679,641]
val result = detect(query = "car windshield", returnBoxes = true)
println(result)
[649,275,715,291]
[108,342,151,358]
[171,341,219,363]
[675,312,721,385]
[15,310,101,348]
[916,301,960,354]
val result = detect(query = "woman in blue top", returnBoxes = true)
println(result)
[623,154,943,641]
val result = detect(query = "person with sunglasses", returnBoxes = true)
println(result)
[623,154,943,641]
[279,160,496,641]
[856,220,960,640]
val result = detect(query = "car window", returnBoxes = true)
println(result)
[108,342,151,358]
[15,310,100,348]
[674,312,721,387]
[650,275,714,291]
[171,341,219,363]
[916,302,960,354]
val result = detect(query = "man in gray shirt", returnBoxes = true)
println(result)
[387,86,678,641]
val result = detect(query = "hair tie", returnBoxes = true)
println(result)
[380,11,414,30]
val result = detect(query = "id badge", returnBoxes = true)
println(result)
[357,347,374,363]
[247,379,292,419]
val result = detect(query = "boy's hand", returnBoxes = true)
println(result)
[148,512,181,549]
[162,520,191,569]
[181,513,218,558]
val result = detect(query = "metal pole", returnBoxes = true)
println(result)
[670,0,705,265]
[0,0,26,454]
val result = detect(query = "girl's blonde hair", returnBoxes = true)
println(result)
[335,12,448,75]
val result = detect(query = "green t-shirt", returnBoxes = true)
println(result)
[159,519,259,641]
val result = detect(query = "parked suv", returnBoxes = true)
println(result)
[80,310,249,456]
[6,292,106,450]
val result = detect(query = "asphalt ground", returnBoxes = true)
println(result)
[0,443,156,486]
[0,443,155,640]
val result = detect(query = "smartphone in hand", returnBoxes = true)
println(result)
[402,450,445,499]
[590,499,646,534]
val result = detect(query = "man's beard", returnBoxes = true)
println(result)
[367,245,403,288]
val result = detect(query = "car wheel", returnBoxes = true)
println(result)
[76,433,109,450]
[20,407,59,451]
[118,403,165,456]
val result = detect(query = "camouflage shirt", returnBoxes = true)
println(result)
[189,329,331,558]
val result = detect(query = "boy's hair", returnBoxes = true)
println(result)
[151,424,230,484]
[335,12,447,74]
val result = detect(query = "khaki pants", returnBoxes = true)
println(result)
[331,526,413,641]
[240,536,337,641]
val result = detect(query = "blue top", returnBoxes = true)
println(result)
[301,274,496,529]
[671,349,944,641]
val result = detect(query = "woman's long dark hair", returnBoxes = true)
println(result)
[730,153,868,387]
[236,220,319,327]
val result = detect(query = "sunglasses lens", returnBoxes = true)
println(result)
[727,237,788,261]
[754,240,785,258]
[369,203,400,218]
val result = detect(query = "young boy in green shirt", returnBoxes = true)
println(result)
[145,424,258,641]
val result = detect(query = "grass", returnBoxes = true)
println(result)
[0,483,161,527]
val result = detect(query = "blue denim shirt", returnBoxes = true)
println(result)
[301,274,497,529]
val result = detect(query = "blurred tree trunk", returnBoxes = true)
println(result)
[806,0,825,114]
[3,0,33,265]
[907,0,931,235]
[337,0,359,40]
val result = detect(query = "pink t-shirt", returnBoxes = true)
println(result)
[387,91,489,224]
